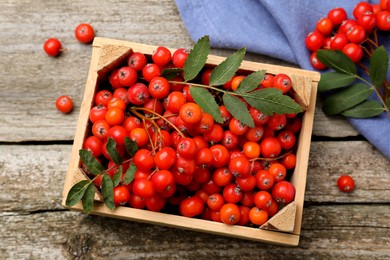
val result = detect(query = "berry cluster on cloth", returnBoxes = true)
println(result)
[175,0,390,159]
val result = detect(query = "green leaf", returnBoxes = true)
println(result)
[112,165,122,187]
[123,162,137,185]
[81,182,96,214]
[190,86,224,123]
[66,180,92,207]
[318,71,357,92]
[79,150,105,175]
[184,35,210,82]
[236,70,266,93]
[161,68,183,80]
[243,88,303,115]
[124,137,138,157]
[222,93,254,127]
[209,48,246,86]
[369,46,389,88]
[386,97,390,109]
[322,83,373,116]
[106,138,123,165]
[341,100,385,118]
[102,174,115,210]
[316,49,357,75]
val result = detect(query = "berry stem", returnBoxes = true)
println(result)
[142,118,157,153]
[366,37,379,49]
[131,107,185,138]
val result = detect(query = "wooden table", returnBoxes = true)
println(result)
[1,1,389,259]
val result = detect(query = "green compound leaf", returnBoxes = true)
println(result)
[243,88,303,115]
[123,162,137,185]
[190,86,224,123]
[161,68,183,80]
[106,138,123,165]
[222,93,254,128]
[112,165,123,188]
[236,70,266,93]
[124,137,138,157]
[184,35,210,82]
[102,174,115,210]
[322,83,373,116]
[369,46,389,88]
[81,182,96,214]
[209,48,246,86]
[316,49,357,75]
[318,71,357,92]
[79,149,105,175]
[65,180,92,207]
[341,100,385,118]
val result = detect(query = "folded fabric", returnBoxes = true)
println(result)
[175,0,390,159]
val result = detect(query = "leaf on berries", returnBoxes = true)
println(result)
[369,46,389,88]
[161,68,183,80]
[124,137,138,157]
[341,100,385,118]
[184,35,210,82]
[209,48,246,86]
[243,88,303,115]
[386,97,390,109]
[66,180,92,207]
[112,165,123,187]
[102,174,115,210]
[318,71,357,92]
[222,93,254,127]
[322,83,373,116]
[190,86,224,123]
[106,138,123,165]
[79,150,105,175]
[236,70,266,93]
[123,162,137,185]
[81,182,96,214]
[316,49,357,75]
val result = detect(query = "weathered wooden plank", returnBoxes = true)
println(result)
[0,142,388,213]
[306,141,390,203]
[0,0,358,142]
[1,205,389,259]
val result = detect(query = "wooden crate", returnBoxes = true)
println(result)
[62,37,320,246]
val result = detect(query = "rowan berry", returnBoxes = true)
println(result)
[172,48,189,68]
[43,38,62,56]
[220,203,241,225]
[152,46,171,67]
[149,77,171,99]
[179,102,203,125]
[337,175,355,192]
[75,23,95,44]
[128,52,147,71]
[56,95,73,113]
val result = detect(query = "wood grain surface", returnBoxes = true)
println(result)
[0,0,388,259]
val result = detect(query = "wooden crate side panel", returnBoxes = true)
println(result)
[62,45,102,205]
[93,37,321,82]
[65,201,300,246]
[290,79,318,234]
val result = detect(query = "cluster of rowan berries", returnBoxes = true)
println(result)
[306,1,390,68]
[81,44,301,227]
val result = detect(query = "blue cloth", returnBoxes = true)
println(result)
[175,0,390,160]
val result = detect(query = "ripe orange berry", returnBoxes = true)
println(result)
[231,75,246,91]
[243,141,261,159]
[179,102,203,125]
